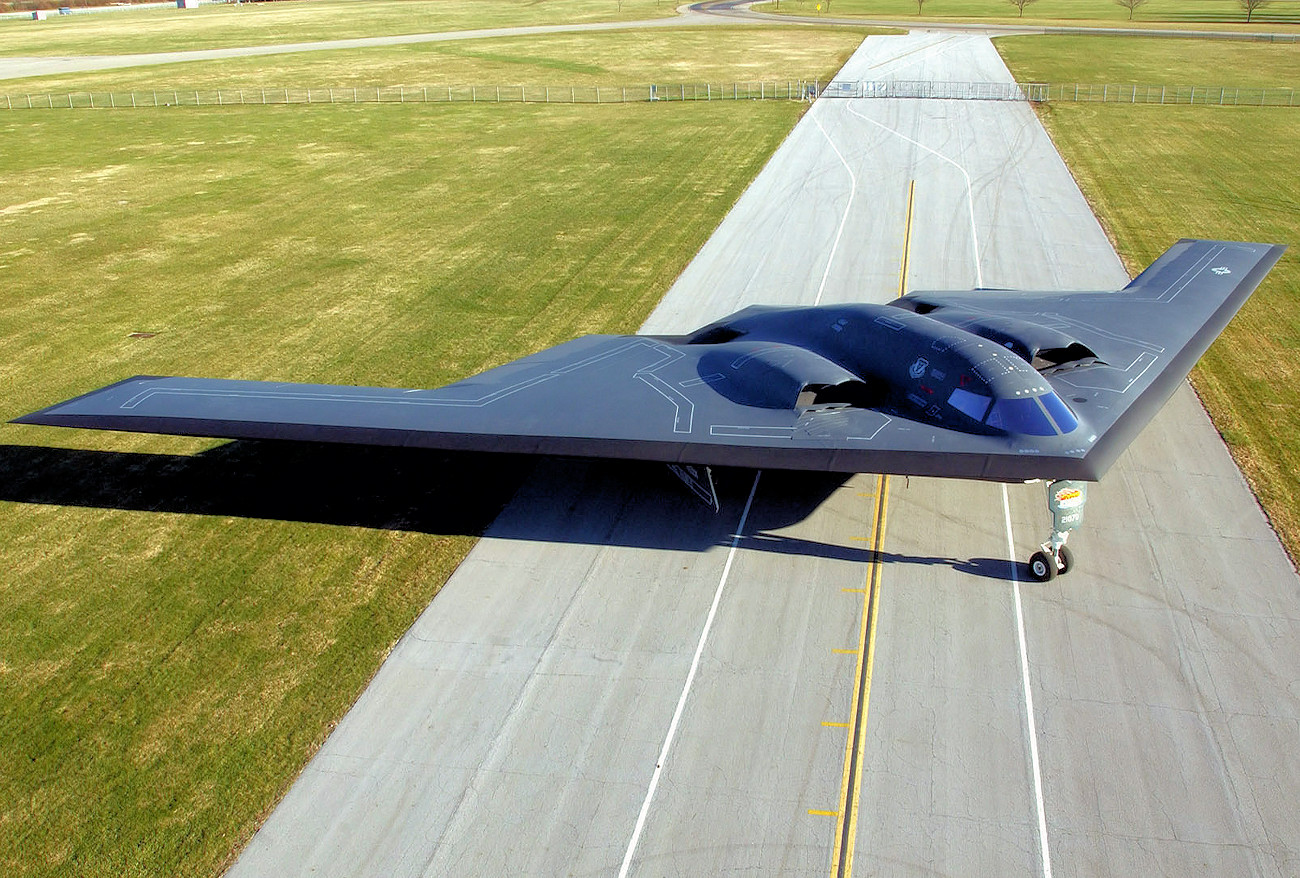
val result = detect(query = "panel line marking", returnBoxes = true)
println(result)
[617,471,763,878]
[1001,483,1053,878]
[830,474,889,878]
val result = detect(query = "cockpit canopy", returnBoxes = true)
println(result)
[949,387,1078,436]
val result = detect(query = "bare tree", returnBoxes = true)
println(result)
[1240,0,1269,21]
[1113,0,1147,19]
[1008,0,1039,15]
[914,0,927,12]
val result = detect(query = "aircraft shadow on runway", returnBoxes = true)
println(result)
[0,441,1017,577]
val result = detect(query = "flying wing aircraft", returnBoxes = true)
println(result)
[15,239,1284,580]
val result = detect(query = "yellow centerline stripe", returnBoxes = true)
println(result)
[829,474,890,878]
[827,180,911,878]
[899,180,916,296]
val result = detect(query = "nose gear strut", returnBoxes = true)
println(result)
[1028,479,1087,582]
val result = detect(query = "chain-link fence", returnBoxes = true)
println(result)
[3,79,1296,110]
[820,79,1297,105]
[0,80,822,110]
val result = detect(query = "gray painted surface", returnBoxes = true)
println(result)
[229,32,1300,878]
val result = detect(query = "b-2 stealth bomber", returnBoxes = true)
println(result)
[16,239,1284,580]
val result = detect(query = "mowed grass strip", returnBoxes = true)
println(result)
[0,97,815,877]
[0,0,675,58]
[2,25,881,93]
[755,0,1300,28]
[996,34,1300,86]
[997,37,1300,562]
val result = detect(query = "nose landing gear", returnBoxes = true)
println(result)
[1027,480,1087,582]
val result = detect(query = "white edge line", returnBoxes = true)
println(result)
[1001,483,1053,878]
[809,112,857,307]
[845,103,984,287]
[617,470,763,878]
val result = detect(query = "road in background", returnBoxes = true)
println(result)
[229,32,1300,878]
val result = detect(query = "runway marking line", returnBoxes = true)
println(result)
[1001,484,1054,878]
[841,587,866,594]
[899,179,916,294]
[809,810,840,818]
[822,721,849,729]
[830,473,889,878]
[617,471,763,878]
[826,177,913,876]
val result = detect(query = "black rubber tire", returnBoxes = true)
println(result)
[1029,551,1057,582]
[1058,545,1074,576]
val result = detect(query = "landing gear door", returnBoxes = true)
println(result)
[1047,480,1087,533]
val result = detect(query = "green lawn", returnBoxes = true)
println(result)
[755,0,1300,28]
[0,96,823,878]
[2,25,879,92]
[0,0,675,58]
[997,34,1300,85]
[997,36,1300,562]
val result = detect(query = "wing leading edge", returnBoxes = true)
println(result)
[14,239,1284,483]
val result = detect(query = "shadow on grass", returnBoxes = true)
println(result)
[0,441,1018,574]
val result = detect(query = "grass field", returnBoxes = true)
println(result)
[755,0,1300,28]
[0,0,675,58]
[2,25,880,92]
[0,16,868,870]
[997,34,1300,84]
[997,35,1300,562]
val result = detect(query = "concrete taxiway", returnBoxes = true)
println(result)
[229,32,1300,878]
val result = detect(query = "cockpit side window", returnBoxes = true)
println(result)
[947,387,992,421]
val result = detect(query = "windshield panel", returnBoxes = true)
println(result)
[985,397,1056,436]
[1039,392,1079,434]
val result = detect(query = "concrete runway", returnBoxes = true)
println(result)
[229,33,1300,877]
